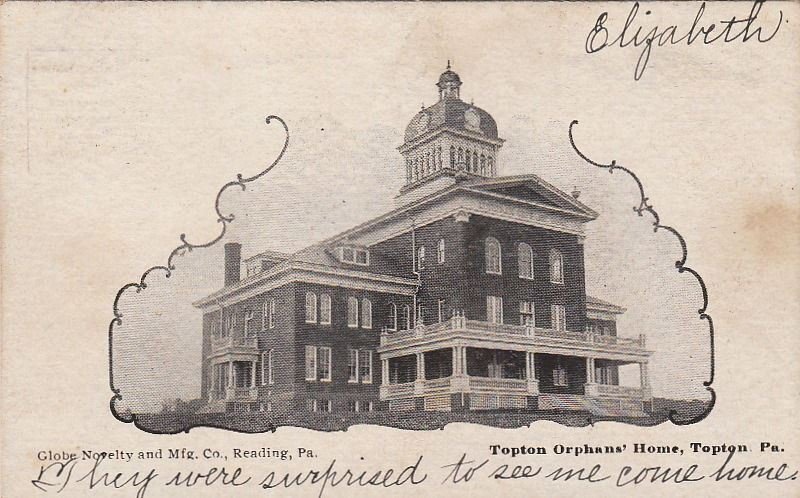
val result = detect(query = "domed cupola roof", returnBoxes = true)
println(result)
[404,64,498,143]
[437,68,462,87]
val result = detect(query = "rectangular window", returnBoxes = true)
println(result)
[486,296,503,324]
[437,299,446,323]
[347,400,359,412]
[553,367,568,387]
[519,300,535,326]
[437,238,445,264]
[244,310,255,337]
[225,313,236,336]
[322,400,332,413]
[359,350,373,384]
[305,292,317,323]
[307,399,318,412]
[348,349,359,383]
[551,305,566,331]
[340,247,369,265]
[347,297,359,328]
[596,366,611,385]
[269,299,276,329]
[211,320,220,339]
[305,345,317,381]
[320,294,331,325]
[318,346,332,382]
[367,401,374,412]
[261,350,274,385]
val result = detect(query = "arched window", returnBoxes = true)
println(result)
[437,238,445,264]
[347,297,359,328]
[402,304,412,330]
[485,237,502,274]
[413,159,419,180]
[305,292,317,323]
[417,245,426,271]
[480,154,486,175]
[473,151,479,171]
[361,298,372,329]
[406,160,412,183]
[426,152,431,174]
[458,148,464,166]
[465,149,471,170]
[488,156,494,176]
[320,293,331,325]
[437,146,442,168]
[549,249,564,283]
[387,303,398,331]
[518,243,534,279]
[450,146,456,168]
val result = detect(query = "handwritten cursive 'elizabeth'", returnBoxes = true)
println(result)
[585,0,785,80]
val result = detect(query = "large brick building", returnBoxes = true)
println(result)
[193,65,653,419]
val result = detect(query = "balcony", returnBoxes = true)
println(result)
[379,315,647,358]
[209,335,258,357]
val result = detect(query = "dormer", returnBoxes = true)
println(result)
[336,245,370,266]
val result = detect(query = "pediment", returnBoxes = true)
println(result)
[466,176,597,219]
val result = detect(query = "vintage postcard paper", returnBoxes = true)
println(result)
[1,1,798,496]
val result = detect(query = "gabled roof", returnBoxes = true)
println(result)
[324,173,597,248]
[462,174,598,219]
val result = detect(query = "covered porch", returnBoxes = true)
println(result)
[208,359,259,402]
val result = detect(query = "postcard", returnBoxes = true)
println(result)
[1,1,798,497]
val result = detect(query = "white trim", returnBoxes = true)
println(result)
[305,345,317,381]
[318,346,332,382]
[319,293,332,325]
[518,242,534,280]
[322,186,590,250]
[360,350,373,384]
[348,349,359,383]
[361,298,373,329]
[347,297,359,328]
[305,292,317,323]
[195,264,417,309]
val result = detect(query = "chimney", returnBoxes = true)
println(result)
[224,242,241,286]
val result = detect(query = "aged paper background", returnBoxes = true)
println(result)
[1,2,798,497]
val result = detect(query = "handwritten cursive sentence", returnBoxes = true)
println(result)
[585,0,785,80]
[30,451,797,497]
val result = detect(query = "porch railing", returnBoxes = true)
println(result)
[380,316,645,349]
[211,335,258,353]
[469,377,527,391]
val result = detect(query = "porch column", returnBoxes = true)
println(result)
[452,347,460,376]
[586,357,595,383]
[382,359,389,385]
[251,360,257,388]
[526,352,539,395]
[416,353,425,381]
[228,360,234,388]
[640,362,652,400]
[209,364,216,398]
[461,347,468,376]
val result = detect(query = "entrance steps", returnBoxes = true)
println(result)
[538,394,646,418]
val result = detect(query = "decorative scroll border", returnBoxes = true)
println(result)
[568,120,715,426]
[108,116,289,434]
[108,117,714,434]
